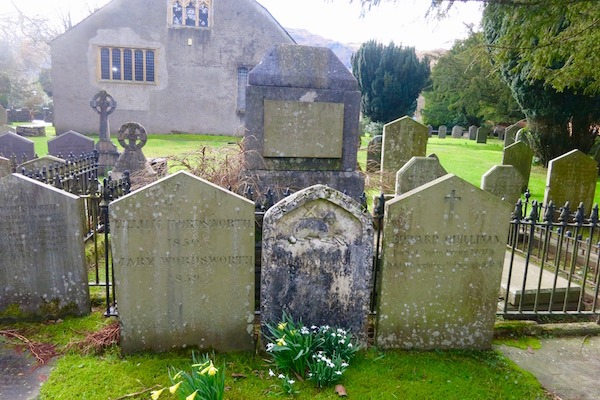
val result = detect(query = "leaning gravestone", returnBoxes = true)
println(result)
[110,171,255,354]
[395,156,447,195]
[502,140,534,192]
[243,44,363,201]
[47,130,94,157]
[0,174,90,320]
[476,127,489,144]
[481,165,524,204]
[261,184,373,343]
[0,132,35,164]
[544,149,598,215]
[438,125,447,139]
[451,125,463,138]
[468,125,477,140]
[377,174,512,349]
[504,122,521,148]
[0,156,10,178]
[381,116,428,191]
[366,135,382,173]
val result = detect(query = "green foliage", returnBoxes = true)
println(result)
[352,40,430,123]
[482,2,600,166]
[421,32,523,127]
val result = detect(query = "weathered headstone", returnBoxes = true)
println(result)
[502,141,534,192]
[90,90,119,174]
[366,135,382,173]
[0,132,35,164]
[481,165,524,204]
[476,126,489,144]
[395,156,447,195]
[438,125,447,139]
[504,122,521,148]
[110,171,255,354]
[17,155,66,174]
[451,125,463,138]
[427,125,433,137]
[468,125,477,140]
[381,116,428,191]
[544,149,598,214]
[47,130,95,157]
[0,156,10,178]
[515,128,526,143]
[377,174,512,349]
[243,44,363,200]
[110,122,156,181]
[261,184,373,343]
[0,174,90,320]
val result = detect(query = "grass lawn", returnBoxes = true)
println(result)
[0,311,550,400]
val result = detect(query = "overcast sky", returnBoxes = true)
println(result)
[0,0,483,50]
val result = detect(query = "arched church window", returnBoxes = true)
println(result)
[172,1,182,25]
[199,2,209,27]
[185,1,196,27]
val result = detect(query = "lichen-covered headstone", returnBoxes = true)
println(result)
[0,174,89,320]
[381,116,428,190]
[438,125,447,139]
[481,165,524,204]
[0,132,35,164]
[377,174,512,349]
[504,122,521,147]
[110,171,255,354]
[395,156,447,195]
[502,141,534,192]
[544,149,598,214]
[47,130,94,158]
[261,184,373,343]
[366,135,382,173]
[451,125,463,138]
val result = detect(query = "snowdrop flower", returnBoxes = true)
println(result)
[269,369,275,377]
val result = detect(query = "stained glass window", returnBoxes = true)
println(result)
[146,51,155,82]
[185,1,196,26]
[123,49,133,81]
[99,47,155,84]
[172,1,182,25]
[100,48,110,80]
[112,48,121,80]
[199,2,209,27]
[134,50,144,81]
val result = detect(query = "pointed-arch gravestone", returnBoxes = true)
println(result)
[261,184,373,343]
[502,141,534,193]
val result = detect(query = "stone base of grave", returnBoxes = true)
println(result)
[95,140,119,175]
[16,125,46,137]
[111,150,158,189]
[243,170,365,201]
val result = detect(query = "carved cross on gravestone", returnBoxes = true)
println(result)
[444,189,461,221]
[90,90,117,142]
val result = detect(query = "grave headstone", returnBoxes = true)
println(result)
[543,149,598,214]
[47,130,95,157]
[504,122,521,148]
[110,122,157,181]
[261,184,373,343]
[502,140,534,192]
[451,125,463,138]
[90,90,119,174]
[468,125,477,140]
[110,171,256,354]
[427,125,433,137]
[0,174,90,320]
[381,116,428,191]
[438,125,447,139]
[0,132,35,164]
[0,105,7,126]
[243,44,363,200]
[366,135,382,173]
[377,174,512,349]
[17,155,66,174]
[476,126,489,144]
[395,156,447,195]
[0,156,10,178]
[515,128,526,143]
[481,165,524,204]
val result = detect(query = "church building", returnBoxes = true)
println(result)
[50,0,294,136]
